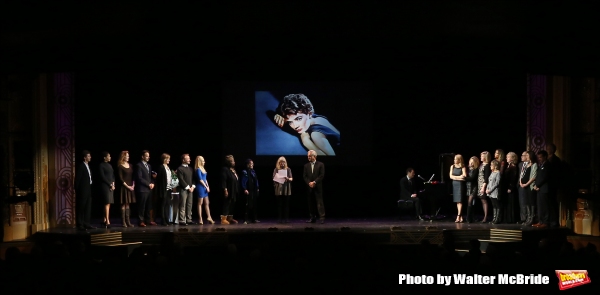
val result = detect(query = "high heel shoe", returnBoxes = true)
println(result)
[207,217,215,224]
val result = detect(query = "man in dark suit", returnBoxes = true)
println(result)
[135,150,156,227]
[399,167,423,220]
[533,150,555,228]
[304,150,325,224]
[74,150,95,230]
[177,154,195,225]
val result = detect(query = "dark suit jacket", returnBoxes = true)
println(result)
[221,166,240,197]
[534,161,553,194]
[155,164,170,199]
[400,176,420,200]
[135,161,153,193]
[303,161,324,192]
[98,162,114,197]
[177,165,194,190]
[74,161,92,198]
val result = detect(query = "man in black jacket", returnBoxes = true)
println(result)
[533,150,555,228]
[75,150,95,230]
[399,167,423,220]
[304,150,325,224]
[177,154,195,225]
[136,150,155,227]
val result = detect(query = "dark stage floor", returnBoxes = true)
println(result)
[40,217,537,233]
[31,217,572,253]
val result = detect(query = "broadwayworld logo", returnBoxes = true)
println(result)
[556,270,591,290]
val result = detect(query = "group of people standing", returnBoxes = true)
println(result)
[74,150,214,229]
[449,145,562,228]
[74,149,327,230]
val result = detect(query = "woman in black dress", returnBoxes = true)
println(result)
[477,151,492,223]
[99,151,115,228]
[221,155,240,224]
[464,156,480,223]
[117,151,136,227]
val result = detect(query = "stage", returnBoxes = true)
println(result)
[28,217,573,257]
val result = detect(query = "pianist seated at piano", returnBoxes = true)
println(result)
[399,167,424,220]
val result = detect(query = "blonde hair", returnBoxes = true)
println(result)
[481,151,491,163]
[454,154,465,168]
[469,156,480,169]
[276,156,288,169]
[195,156,206,173]
[506,152,517,165]
[161,153,170,164]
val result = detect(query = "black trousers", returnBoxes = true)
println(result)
[245,192,258,221]
[160,190,172,224]
[222,196,236,216]
[76,191,92,227]
[137,191,152,223]
[537,191,549,224]
[277,195,290,221]
[412,197,422,216]
[307,189,325,220]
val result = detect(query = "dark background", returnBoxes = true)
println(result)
[3,1,598,220]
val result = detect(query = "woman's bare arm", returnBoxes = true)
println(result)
[301,133,325,155]
[310,132,335,155]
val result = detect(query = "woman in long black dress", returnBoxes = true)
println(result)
[477,151,492,223]
[99,151,115,228]
[449,154,467,222]
[117,151,136,227]
[464,156,480,223]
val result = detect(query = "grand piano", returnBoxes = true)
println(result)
[420,181,449,220]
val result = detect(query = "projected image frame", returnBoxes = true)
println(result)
[255,92,340,156]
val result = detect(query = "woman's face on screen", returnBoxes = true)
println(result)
[286,112,311,134]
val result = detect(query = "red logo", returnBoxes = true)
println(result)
[556,270,591,290]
